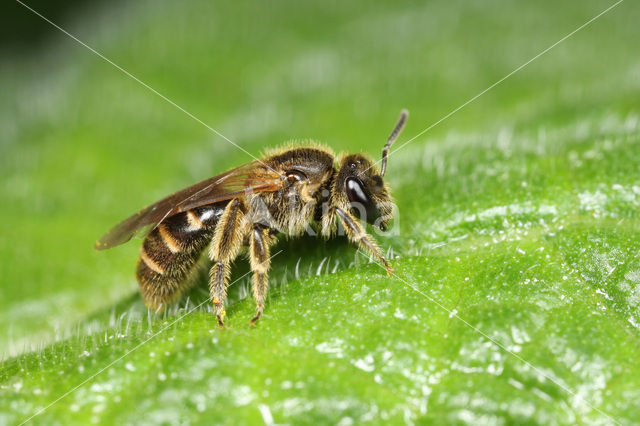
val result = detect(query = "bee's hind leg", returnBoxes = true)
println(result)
[209,199,248,328]
[249,224,276,326]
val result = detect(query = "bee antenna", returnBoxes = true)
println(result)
[381,109,408,177]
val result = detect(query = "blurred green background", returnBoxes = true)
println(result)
[1,0,640,424]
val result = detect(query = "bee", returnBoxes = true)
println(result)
[96,110,408,327]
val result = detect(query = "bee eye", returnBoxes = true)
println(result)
[345,177,370,206]
[345,177,382,225]
[348,162,357,169]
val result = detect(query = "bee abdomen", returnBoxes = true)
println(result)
[136,204,225,310]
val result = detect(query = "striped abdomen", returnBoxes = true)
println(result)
[136,203,226,310]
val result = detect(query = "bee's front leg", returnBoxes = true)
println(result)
[334,207,393,274]
[249,224,276,326]
[209,199,248,328]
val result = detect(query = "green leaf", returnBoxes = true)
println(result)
[2,0,640,424]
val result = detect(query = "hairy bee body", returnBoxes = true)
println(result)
[136,147,335,312]
[97,110,408,327]
[136,204,225,310]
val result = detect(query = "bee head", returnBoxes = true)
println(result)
[333,110,407,231]
[335,154,394,231]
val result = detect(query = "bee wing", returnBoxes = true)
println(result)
[95,161,283,250]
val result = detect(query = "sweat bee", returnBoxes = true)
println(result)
[96,110,408,327]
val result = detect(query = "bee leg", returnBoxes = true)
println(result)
[334,207,393,274]
[209,199,248,328]
[210,262,230,328]
[249,224,275,326]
